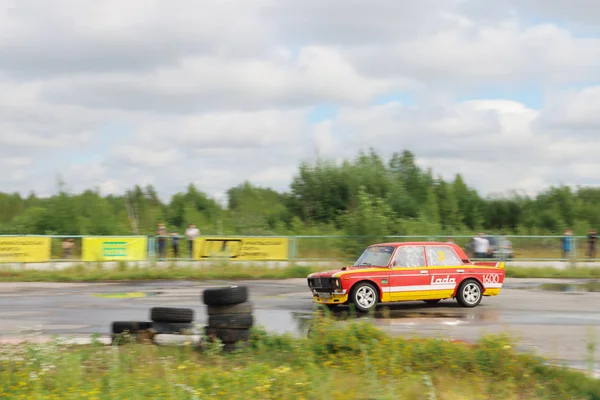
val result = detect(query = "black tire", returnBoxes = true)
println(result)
[423,299,441,305]
[150,307,194,323]
[222,342,248,352]
[208,314,254,329]
[205,326,251,344]
[207,301,254,316]
[202,285,248,306]
[111,321,152,334]
[350,282,379,313]
[151,322,195,334]
[456,279,483,308]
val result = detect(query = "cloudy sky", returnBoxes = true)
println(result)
[1,0,600,203]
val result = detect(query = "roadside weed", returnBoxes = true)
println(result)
[2,314,597,399]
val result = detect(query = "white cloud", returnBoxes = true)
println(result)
[1,0,600,202]
[0,0,275,77]
[347,21,600,91]
[39,46,404,112]
[313,96,600,195]
[535,86,600,133]
[0,157,32,167]
[111,146,181,168]
[498,0,600,30]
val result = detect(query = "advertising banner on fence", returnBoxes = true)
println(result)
[193,237,288,261]
[0,236,51,263]
[82,237,148,262]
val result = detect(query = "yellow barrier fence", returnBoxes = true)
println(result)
[0,236,51,263]
[193,237,288,261]
[82,237,148,262]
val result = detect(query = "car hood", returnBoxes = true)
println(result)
[308,266,378,278]
[308,270,343,279]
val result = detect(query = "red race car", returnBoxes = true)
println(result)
[307,241,505,312]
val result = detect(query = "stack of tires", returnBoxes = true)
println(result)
[111,321,152,344]
[110,306,195,345]
[149,307,195,335]
[202,285,253,350]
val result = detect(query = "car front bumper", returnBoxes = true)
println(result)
[312,289,348,305]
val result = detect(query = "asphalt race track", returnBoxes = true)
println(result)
[0,278,598,374]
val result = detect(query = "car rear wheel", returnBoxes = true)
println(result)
[456,279,483,307]
[351,282,379,313]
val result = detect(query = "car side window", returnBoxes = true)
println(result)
[427,246,463,266]
[392,246,426,268]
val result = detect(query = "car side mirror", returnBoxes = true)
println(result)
[392,260,397,267]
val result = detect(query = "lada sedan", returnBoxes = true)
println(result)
[307,242,505,312]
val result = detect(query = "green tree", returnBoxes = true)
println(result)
[1,148,599,239]
[338,186,399,256]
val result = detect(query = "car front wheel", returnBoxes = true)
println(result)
[351,282,379,313]
[456,279,483,307]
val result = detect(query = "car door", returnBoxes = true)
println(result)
[388,245,431,301]
[425,245,464,299]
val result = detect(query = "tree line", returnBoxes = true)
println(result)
[1,149,598,237]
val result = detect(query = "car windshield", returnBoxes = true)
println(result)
[353,246,395,267]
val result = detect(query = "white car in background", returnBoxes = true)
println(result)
[465,235,513,260]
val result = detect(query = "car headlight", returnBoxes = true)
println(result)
[333,278,341,288]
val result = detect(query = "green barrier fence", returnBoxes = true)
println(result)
[0,234,595,264]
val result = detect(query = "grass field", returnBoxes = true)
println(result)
[1,262,600,282]
[1,314,598,399]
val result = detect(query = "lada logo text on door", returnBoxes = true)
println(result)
[431,275,456,285]
[483,274,500,284]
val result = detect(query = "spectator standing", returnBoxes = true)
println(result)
[156,223,168,259]
[62,238,74,259]
[588,229,597,259]
[172,232,179,258]
[561,229,573,260]
[498,232,512,260]
[473,233,490,259]
[185,224,200,258]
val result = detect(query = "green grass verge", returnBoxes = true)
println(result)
[1,314,599,399]
[505,266,600,279]
[538,281,600,292]
[0,263,321,282]
[1,263,600,282]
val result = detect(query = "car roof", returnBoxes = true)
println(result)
[370,241,471,261]
[371,241,452,247]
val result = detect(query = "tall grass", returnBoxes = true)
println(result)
[1,314,599,399]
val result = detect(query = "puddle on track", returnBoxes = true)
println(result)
[253,306,502,338]
[257,304,600,338]
[92,291,164,299]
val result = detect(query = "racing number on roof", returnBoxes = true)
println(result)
[199,239,243,258]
